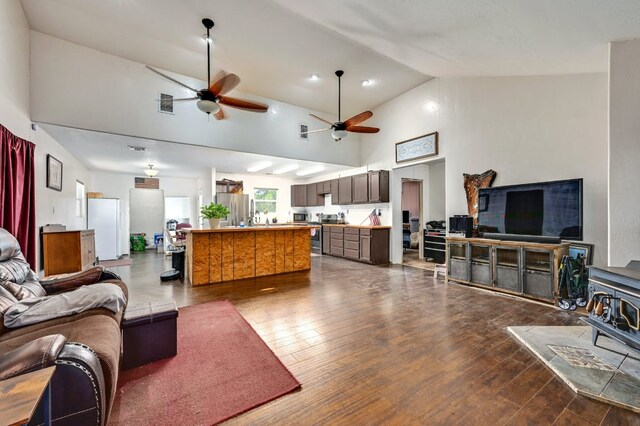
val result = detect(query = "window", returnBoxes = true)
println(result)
[254,188,278,214]
[75,180,85,217]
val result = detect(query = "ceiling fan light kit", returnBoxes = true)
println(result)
[147,18,268,119]
[305,70,380,142]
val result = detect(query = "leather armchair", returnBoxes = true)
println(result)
[0,335,107,426]
[0,334,66,380]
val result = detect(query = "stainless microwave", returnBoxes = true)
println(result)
[293,213,308,223]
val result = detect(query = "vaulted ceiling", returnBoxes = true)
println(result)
[21,0,640,116]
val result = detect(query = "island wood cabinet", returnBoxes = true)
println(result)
[42,229,96,277]
[445,236,569,304]
[323,225,389,264]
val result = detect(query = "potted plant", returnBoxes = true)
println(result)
[200,203,230,229]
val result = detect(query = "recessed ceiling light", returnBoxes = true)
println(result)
[246,161,272,172]
[310,73,320,81]
[296,165,325,176]
[128,145,147,152]
[273,164,299,175]
[361,79,371,87]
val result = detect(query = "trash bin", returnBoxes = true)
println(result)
[130,233,146,251]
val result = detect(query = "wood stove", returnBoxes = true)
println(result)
[583,265,640,353]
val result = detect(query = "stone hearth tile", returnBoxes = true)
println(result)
[508,325,640,413]
[601,372,640,411]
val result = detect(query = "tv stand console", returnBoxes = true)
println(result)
[445,236,569,304]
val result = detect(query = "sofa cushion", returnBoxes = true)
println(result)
[0,314,122,416]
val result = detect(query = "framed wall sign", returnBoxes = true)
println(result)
[395,131,438,163]
[46,154,63,191]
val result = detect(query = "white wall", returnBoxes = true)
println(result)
[30,31,361,167]
[609,40,640,266]
[0,0,93,271]
[428,161,446,221]
[361,74,608,266]
[91,172,198,253]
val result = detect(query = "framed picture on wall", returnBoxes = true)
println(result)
[395,131,438,163]
[568,242,594,265]
[46,154,63,191]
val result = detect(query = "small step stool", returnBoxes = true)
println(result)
[433,264,447,279]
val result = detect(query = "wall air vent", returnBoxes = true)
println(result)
[159,93,174,114]
[300,123,309,140]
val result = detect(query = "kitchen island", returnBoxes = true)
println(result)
[184,226,319,286]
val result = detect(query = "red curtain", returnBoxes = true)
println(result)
[0,124,36,268]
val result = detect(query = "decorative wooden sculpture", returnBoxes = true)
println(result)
[463,169,497,228]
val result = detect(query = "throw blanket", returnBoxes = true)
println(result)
[4,283,126,328]
[0,228,46,301]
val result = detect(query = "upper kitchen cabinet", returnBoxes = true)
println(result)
[337,176,353,204]
[352,174,369,204]
[316,180,331,195]
[330,179,339,201]
[306,183,324,207]
[291,184,307,207]
[368,170,389,203]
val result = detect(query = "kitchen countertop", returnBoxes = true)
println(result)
[182,225,320,233]
[321,224,391,229]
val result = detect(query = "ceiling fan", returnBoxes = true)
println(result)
[146,18,268,119]
[304,70,380,141]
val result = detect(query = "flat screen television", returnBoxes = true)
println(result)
[477,178,583,240]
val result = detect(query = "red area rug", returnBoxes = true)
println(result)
[109,301,301,425]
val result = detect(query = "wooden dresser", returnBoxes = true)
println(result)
[42,229,96,276]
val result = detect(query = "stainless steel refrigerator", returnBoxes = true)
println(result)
[215,193,250,227]
[87,198,121,260]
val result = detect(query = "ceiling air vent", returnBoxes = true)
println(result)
[128,145,147,152]
[159,93,174,114]
[300,123,309,140]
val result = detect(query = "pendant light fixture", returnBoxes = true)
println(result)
[143,164,159,177]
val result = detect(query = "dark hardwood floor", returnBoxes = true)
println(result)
[111,251,640,425]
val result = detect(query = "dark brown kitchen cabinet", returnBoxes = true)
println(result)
[368,170,389,203]
[322,228,331,254]
[318,180,331,195]
[323,225,389,265]
[306,183,317,206]
[352,174,369,204]
[337,176,352,204]
[330,179,339,202]
[291,185,307,207]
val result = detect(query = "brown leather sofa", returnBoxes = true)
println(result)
[0,267,128,426]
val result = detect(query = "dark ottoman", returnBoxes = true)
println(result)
[121,299,179,370]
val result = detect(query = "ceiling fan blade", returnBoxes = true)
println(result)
[213,107,227,120]
[171,97,198,101]
[309,113,334,126]
[347,125,380,134]
[301,128,331,135]
[344,111,373,128]
[218,96,268,112]
[146,66,198,93]
[210,73,241,96]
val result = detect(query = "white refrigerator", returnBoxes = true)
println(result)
[88,198,121,261]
